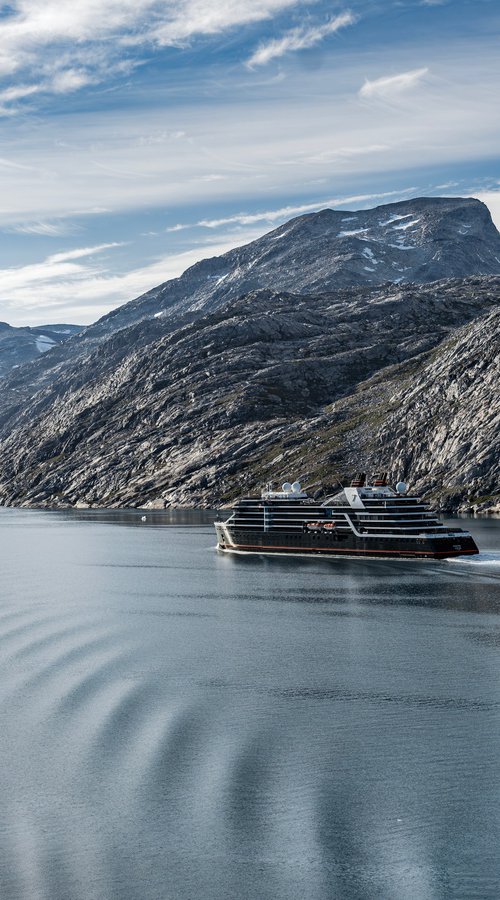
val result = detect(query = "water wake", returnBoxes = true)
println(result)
[447,551,500,568]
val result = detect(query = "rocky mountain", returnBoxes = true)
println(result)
[91,196,500,339]
[0,276,498,512]
[0,322,82,379]
[0,196,498,390]
[0,195,498,512]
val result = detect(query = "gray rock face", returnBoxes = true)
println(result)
[373,307,500,510]
[0,276,498,510]
[0,322,82,379]
[91,196,500,339]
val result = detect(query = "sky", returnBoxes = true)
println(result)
[0,0,499,326]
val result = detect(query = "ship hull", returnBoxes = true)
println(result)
[215,525,479,560]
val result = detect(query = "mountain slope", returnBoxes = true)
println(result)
[0,276,498,510]
[374,306,500,508]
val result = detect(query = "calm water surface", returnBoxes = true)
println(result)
[1,508,500,900]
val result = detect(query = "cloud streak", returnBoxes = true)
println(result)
[0,243,124,296]
[6,221,80,237]
[359,67,429,99]
[247,11,357,67]
[167,189,417,231]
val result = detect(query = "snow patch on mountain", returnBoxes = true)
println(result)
[35,335,57,354]
[337,228,369,237]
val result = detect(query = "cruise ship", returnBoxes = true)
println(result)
[215,473,479,560]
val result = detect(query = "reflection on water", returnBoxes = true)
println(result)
[0,508,499,899]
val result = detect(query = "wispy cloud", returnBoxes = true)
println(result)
[167,188,417,231]
[359,67,429,99]
[0,243,125,295]
[0,0,312,109]
[0,233,265,325]
[0,41,497,233]
[6,221,81,237]
[48,244,126,264]
[152,0,309,45]
[247,11,357,67]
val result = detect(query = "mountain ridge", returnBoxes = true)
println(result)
[91,195,500,339]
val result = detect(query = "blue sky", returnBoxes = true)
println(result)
[0,0,498,325]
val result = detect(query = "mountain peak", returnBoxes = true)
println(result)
[90,195,500,339]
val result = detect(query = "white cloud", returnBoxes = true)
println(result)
[0,243,126,296]
[47,243,126,264]
[0,29,498,327]
[0,232,266,325]
[0,0,311,107]
[0,84,40,103]
[153,0,308,45]
[247,11,356,67]
[359,67,429,100]
[51,68,95,94]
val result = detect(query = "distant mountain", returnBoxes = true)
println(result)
[0,276,498,511]
[90,195,500,338]
[0,322,82,379]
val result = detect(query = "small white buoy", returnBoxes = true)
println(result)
[141,515,147,522]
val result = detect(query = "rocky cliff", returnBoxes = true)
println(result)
[0,276,498,511]
[374,306,500,512]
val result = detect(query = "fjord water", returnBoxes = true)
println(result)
[1,510,500,900]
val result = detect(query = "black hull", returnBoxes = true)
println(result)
[215,527,479,560]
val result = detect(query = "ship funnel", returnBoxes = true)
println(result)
[350,472,367,487]
[373,472,389,487]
